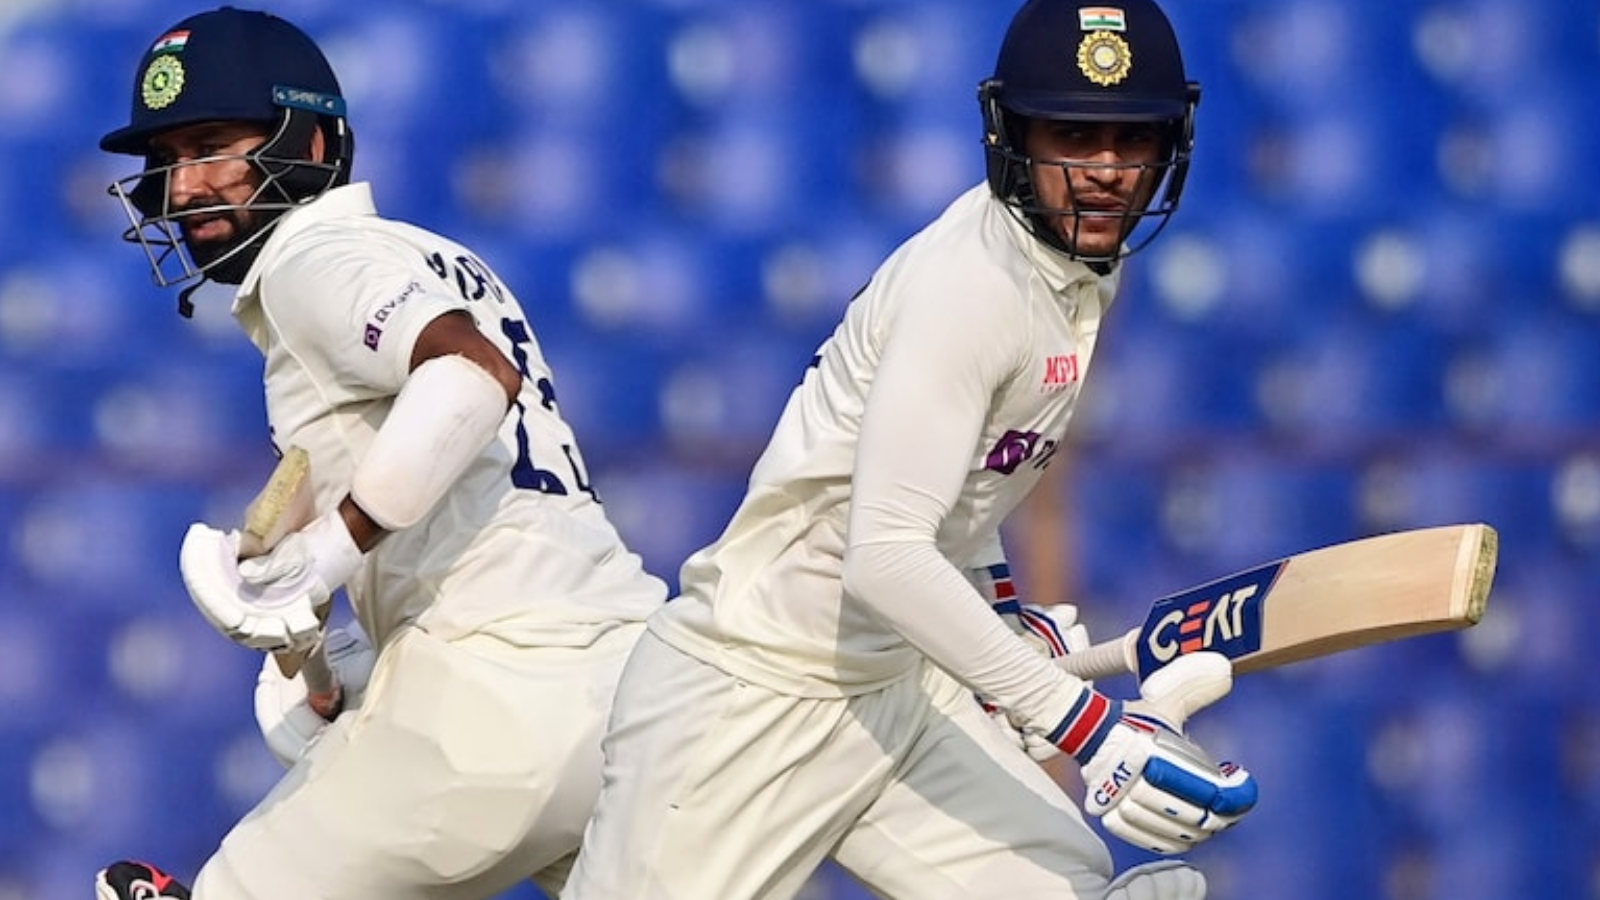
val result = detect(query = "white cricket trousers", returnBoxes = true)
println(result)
[562,631,1116,900]
[193,621,644,900]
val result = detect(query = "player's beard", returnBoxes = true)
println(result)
[182,206,274,285]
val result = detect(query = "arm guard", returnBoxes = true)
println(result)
[351,353,510,531]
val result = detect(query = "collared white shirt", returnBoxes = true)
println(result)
[653,184,1118,731]
[233,183,664,648]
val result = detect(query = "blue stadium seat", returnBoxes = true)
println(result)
[10,479,205,605]
[0,600,87,736]
[584,460,748,595]
[24,708,244,868]
[1462,545,1592,695]
[662,1,857,114]
[849,2,1006,115]
[0,367,97,466]
[1251,308,1449,448]
[562,228,762,336]
[1352,447,1550,541]
[660,108,861,235]
[1061,455,1169,610]
[1137,212,1397,346]
[85,350,267,476]
[0,240,170,372]
[0,728,48,848]
[1218,1,1442,212]
[443,123,657,242]
[1069,317,1259,450]
[1443,309,1600,445]
[539,325,672,456]
[653,323,813,453]
[843,2,1006,225]
[1345,209,1577,335]
[1151,451,1361,579]
[753,222,898,336]
[101,608,260,727]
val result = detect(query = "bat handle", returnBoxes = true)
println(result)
[302,643,342,720]
[277,639,342,720]
[1055,628,1139,680]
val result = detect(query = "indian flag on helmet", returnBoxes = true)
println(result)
[1078,7,1127,31]
[151,30,190,54]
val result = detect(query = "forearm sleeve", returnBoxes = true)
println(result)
[843,539,1088,733]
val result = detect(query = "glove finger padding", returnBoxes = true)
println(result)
[254,622,377,768]
[255,659,333,768]
[1079,653,1258,854]
[180,523,325,652]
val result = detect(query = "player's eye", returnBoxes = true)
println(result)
[1124,125,1161,144]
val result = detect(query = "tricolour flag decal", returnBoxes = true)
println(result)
[151,30,190,54]
[1078,7,1127,31]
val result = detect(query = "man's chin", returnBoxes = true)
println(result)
[1063,236,1120,259]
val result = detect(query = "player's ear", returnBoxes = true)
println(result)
[309,125,326,163]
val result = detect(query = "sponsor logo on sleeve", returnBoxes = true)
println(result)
[362,280,423,351]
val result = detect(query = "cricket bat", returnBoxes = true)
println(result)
[240,446,338,710]
[1057,523,1498,682]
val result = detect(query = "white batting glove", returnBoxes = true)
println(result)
[254,622,376,768]
[179,512,362,653]
[1013,602,1086,661]
[981,603,1090,761]
[1060,653,1258,855]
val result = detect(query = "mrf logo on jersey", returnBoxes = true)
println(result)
[1041,353,1080,393]
[1133,560,1285,679]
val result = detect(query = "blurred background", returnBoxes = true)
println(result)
[0,0,1595,897]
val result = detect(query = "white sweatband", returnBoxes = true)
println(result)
[351,354,509,531]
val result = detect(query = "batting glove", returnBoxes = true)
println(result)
[1063,652,1258,855]
[981,602,1090,761]
[179,511,362,653]
[254,621,376,768]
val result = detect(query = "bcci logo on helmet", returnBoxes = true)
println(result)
[1077,32,1133,86]
[141,55,185,111]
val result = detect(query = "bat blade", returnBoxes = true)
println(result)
[240,446,314,559]
[238,446,330,687]
[1059,523,1498,682]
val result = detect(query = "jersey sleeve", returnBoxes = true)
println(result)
[840,270,1088,732]
[260,231,471,394]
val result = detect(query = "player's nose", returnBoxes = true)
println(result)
[166,161,209,208]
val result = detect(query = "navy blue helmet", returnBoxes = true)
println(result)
[101,6,355,301]
[980,0,1200,262]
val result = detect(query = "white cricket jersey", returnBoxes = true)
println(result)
[652,184,1120,731]
[233,183,665,649]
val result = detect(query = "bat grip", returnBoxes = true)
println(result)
[301,642,342,719]
[1055,628,1138,680]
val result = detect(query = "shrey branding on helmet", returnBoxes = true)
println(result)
[1076,7,1133,87]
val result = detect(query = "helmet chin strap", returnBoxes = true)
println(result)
[177,281,203,319]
